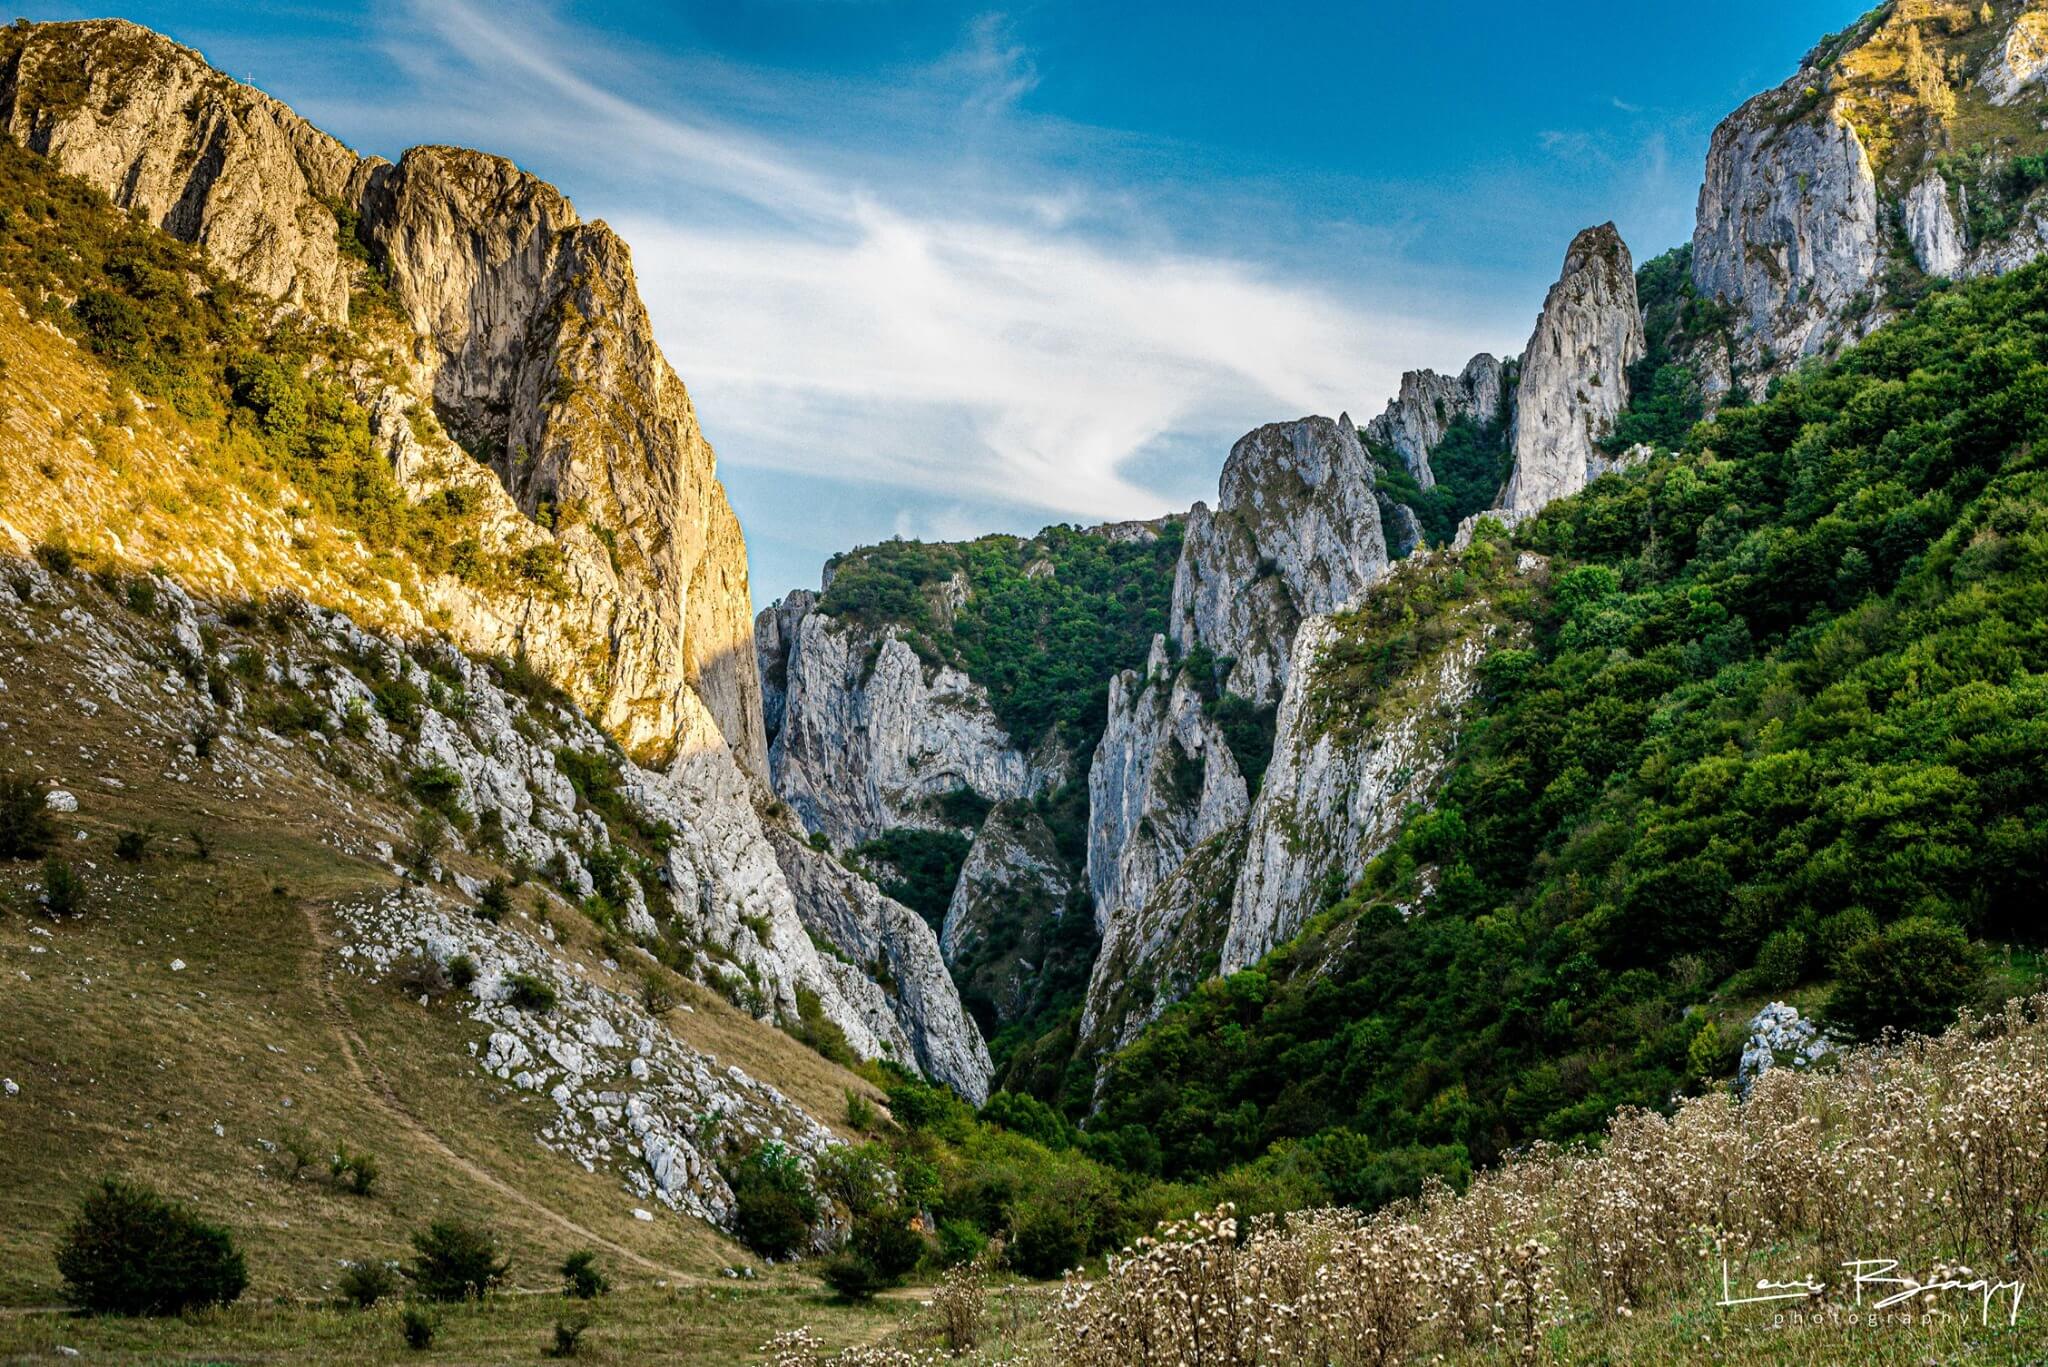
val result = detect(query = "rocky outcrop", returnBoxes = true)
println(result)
[1498,224,1644,516]
[1691,77,1883,369]
[761,593,1058,850]
[338,886,841,1229]
[1905,173,1968,278]
[1687,6,2048,377]
[0,19,766,774]
[941,800,1082,1028]
[362,146,767,774]
[1086,637,1251,934]
[0,20,368,321]
[1169,414,1389,705]
[1377,493,1423,560]
[765,826,993,1104]
[1079,825,1246,1055]
[1981,8,2048,105]
[756,590,815,745]
[1364,354,1507,489]
[1218,600,1493,973]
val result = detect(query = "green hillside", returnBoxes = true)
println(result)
[1089,255,2048,1190]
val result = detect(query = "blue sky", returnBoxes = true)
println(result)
[36,0,1869,604]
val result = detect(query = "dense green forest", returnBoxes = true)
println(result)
[1084,257,2048,1187]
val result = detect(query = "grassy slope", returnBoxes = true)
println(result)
[0,564,884,1291]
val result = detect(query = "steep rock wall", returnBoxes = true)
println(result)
[1169,414,1389,705]
[1499,224,1645,516]
[1085,636,1250,934]
[0,19,766,774]
[761,594,1055,850]
[765,826,994,1104]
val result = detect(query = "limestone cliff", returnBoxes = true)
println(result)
[0,18,1011,1103]
[760,592,1059,851]
[0,18,765,774]
[0,19,365,321]
[1691,2,2048,377]
[1085,636,1251,936]
[1498,224,1644,517]
[1364,354,1507,490]
[765,826,994,1103]
[1169,414,1390,705]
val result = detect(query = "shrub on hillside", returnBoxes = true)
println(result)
[475,876,512,922]
[1829,917,1984,1041]
[728,1141,820,1260]
[560,1249,609,1299]
[329,1144,379,1196]
[1009,1196,1086,1279]
[504,971,557,1012]
[338,1258,398,1309]
[403,1219,509,1302]
[55,1177,248,1315]
[112,826,155,863]
[0,769,54,860]
[401,1305,437,1349]
[392,950,450,1000]
[40,856,83,918]
[546,1312,593,1358]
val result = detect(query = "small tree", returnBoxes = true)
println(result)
[401,1305,437,1350]
[560,1248,609,1299]
[404,1219,509,1302]
[0,770,54,860]
[112,825,156,863]
[1010,1197,1086,1279]
[476,876,512,922]
[330,1145,379,1196]
[504,972,558,1012]
[728,1141,819,1260]
[546,1311,593,1358]
[40,856,83,918]
[55,1177,248,1315]
[406,809,447,874]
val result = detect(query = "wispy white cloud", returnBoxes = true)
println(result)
[375,0,1504,525]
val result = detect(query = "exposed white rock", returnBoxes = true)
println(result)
[1079,824,1247,1056]
[1170,415,1390,705]
[1691,74,1883,371]
[1086,637,1250,935]
[44,789,77,813]
[1981,9,2048,105]
[1499,224,1645,516]
[762,595,1056,850]
[1905,173,1968,279]
[334,885,841,1229]
[1364,354,1506,489]
[1738,1001,1837,1093]
[765,825,993,1103]
[1220,607,1492,973]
